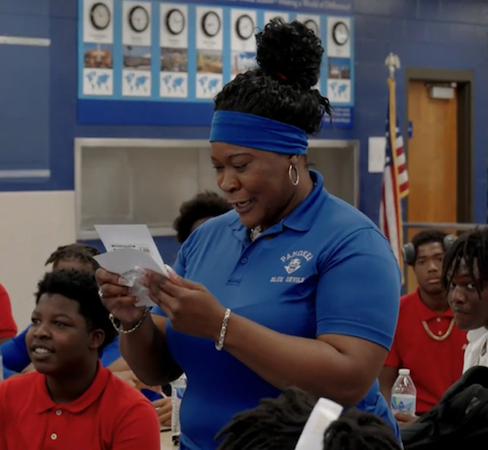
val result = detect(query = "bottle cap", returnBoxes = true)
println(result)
[399,368,410,376]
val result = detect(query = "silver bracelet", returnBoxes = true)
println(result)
[109,308,149,334]
[215,308,231,351]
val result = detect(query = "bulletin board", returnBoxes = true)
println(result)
[77,0,354,128]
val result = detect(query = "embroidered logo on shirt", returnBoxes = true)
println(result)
[269,250,314,283]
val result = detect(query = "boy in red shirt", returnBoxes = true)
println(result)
[379,230,467,416]
[0,269,160,450]
[0,283,17,344]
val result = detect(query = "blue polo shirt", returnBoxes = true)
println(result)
[152,170,401,449]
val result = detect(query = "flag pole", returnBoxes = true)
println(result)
[384,53,406,282]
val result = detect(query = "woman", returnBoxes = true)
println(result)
[97,19,401,450]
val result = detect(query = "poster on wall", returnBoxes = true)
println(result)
[230,9,257,81]
[326,17,352,105]
[77,0,354,129]
[195,6,224,100]
[121,1,152,97]
[160,3,189,98]
[264,11,289,24]
[81,0,114,96]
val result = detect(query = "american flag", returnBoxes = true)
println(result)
[379,77,409,270]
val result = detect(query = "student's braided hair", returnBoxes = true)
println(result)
[323,408,402,450]
[45,243,100,272]
[442,227,488,296]
[216,388,401,450]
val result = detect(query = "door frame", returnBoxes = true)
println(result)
[404,68,474,222]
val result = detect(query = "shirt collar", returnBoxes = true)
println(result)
[229,169,328,241]
[467,327,488,343]
[414,288,454,321]
[35,361,110,414]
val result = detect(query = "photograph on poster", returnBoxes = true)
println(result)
[84,44,113,69]
[328,57,350,79]
[196,6,223,99]
[264,11,289,25]
[160,48,188,98]
[160,3,189,99]
[122,46,151,96]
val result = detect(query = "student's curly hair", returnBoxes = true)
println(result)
[216,388,401,450]
[35,269,116,353]
[173,191,231,244]
[45,243,100,272]
[442,227,488,295]
[214,19,332,135]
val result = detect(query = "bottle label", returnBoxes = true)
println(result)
[391,394,416,414]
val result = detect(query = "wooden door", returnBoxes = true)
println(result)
[406,81,458,293]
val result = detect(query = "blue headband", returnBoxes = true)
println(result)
[209,111,308,155]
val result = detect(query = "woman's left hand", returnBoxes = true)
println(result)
[142,269,226,341]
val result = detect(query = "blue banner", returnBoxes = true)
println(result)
[78,0,354,128]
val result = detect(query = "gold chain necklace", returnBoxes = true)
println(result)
[421,318,455,342]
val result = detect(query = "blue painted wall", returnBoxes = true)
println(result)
[0,0,487,227]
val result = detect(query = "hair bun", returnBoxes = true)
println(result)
[256,18,323,89]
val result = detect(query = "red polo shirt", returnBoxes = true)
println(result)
[0,364,161,450]
[385,289,467,413]
[0,283,17,340]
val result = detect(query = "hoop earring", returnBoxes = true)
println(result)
[288,165,299,186]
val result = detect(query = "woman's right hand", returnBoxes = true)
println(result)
[96,268,145,326]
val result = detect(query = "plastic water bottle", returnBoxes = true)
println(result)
[391,368,417,414]
[171,374,187,445]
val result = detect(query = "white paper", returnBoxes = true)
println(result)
[294,398,343,450]
[95,224,166,271]
[94,248,166,307]
[368,137,386,173]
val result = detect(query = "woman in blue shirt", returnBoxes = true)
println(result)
[97,19,401,450]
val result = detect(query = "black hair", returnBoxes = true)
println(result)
[35,269,117,352]
[45,243,100,272]
[173,191,231,244]
[216,388,400,450]
[323,408,402,450]
[442,228,488,295]
[216,388,315,450]
[411,230,448,253]
[214,19,332,136]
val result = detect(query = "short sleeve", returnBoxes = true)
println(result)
[1,326,30,372]
[151,246,186,317]
[113,399,161,450]
[316,228,401,350]
[0,284,17,339]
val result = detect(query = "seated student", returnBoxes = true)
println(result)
[216,387,402,450]
[0,243,169,424]
[443,228,488,372]
[0,269,160,450]
[173,190,231,244]
[394,227,488,426]
[0,283,17,345]
[379,230,467,416]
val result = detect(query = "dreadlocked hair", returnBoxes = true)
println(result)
[323,408,402,450]
[216,387,315,450]
[441,228,488,296]
[45,243,101,272]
